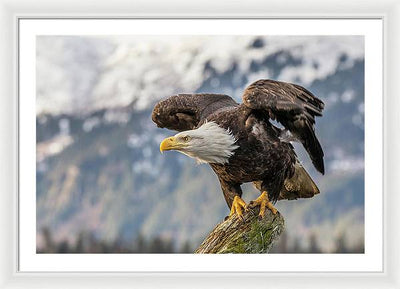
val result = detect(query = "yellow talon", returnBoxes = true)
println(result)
[248,191,278,218]
[229,196,248,221]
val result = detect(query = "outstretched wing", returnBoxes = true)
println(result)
[242,79,325,174]
[152,93,238,132]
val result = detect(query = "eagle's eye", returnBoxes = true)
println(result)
[182,136,190,142]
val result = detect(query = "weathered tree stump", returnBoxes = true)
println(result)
[195,206,284,253]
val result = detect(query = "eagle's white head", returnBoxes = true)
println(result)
[159,121,239,164]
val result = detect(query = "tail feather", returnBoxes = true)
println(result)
[279,162,320,200]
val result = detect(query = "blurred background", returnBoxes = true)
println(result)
[36,35,364,253]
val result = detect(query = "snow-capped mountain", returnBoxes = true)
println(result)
[37,35,363,114]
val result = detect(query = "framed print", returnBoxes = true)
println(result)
[19,17,382,271]
[0,0,399,288]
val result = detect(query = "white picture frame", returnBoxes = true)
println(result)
[1,0,399,288]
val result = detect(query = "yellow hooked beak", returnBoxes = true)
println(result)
[160,136,184,153]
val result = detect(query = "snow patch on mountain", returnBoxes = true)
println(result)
[37,35,364,115]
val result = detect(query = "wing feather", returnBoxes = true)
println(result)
[152,93,238,132]
[242,79,325,174]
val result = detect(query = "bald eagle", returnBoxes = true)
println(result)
[152,79,324,220]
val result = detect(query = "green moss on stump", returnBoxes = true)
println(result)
[195,207,284,254]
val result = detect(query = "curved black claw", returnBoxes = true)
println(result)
[247,200,256,208]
